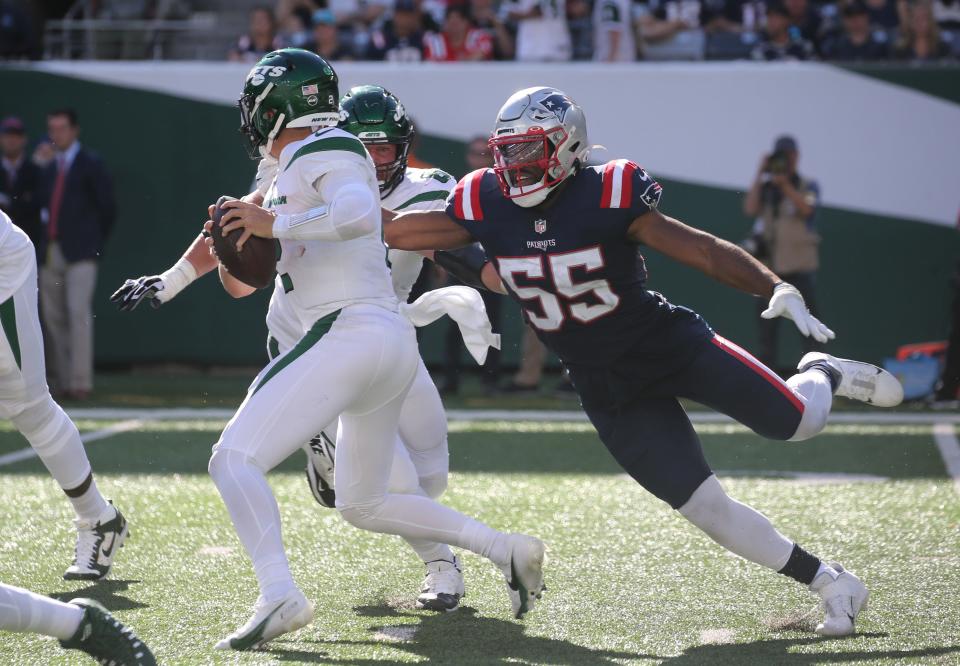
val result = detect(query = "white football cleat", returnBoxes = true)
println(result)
[64,501,128,581]
[798,352,904,407]
[810,563,869,637]
[304,433,336,508]
[499,534,547,619]
[215,590,314,651]
[416,555,465,612]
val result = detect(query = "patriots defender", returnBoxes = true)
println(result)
[0,585,155,664]
[384,86,904,637]
[0,209,128,581]
[123,49,543,650]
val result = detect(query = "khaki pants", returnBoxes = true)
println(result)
[39,243,97,394]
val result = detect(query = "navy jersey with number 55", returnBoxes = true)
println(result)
[446,160,713,372]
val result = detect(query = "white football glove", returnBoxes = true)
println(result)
[761,282,836,343]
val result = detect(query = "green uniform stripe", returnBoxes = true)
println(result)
[0,295,21,370]
[254,309,340,394]
[267,335,280,361]
[285,137,367,171]
[394,190,450,210]
[280,273,294,293]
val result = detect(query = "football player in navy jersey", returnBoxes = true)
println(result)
[384,86,904,637]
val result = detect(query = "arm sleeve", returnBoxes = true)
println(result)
[91,156,116,241]
[272,161,378,241]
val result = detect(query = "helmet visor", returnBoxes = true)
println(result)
[490,134,548,190]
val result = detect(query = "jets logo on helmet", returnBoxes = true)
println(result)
[488,86,590,208]
[339,85,415,196]
[238,48,340,159]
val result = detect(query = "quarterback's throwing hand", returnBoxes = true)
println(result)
[110,276,164,311]
[761,282,836,343]
[218,200,276,251]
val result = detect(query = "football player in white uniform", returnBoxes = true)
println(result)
[0,209,128,581]
[113,49,544,650]
[112,84,502,616]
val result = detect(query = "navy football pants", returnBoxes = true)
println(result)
[569,334,806,509]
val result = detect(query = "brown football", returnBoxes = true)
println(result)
[211,195,277,289]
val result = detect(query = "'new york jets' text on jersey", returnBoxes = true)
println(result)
[446,160,713,372]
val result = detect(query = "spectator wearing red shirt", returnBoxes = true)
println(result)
[424,5,494,60]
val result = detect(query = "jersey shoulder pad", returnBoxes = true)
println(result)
[281,127,370,176]
[392,168,456,211]
[597,159,662,211]
[448,168,497,221]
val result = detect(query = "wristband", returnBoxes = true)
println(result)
[157,257,199,303]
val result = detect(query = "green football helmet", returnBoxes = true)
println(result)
[339,85,414,195]
[238,48,340,159]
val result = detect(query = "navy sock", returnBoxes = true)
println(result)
[778,543,821,585]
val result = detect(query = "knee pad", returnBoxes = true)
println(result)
[208,447,263,484]
[10,396,75,457]
[418,472,447,500]
[788,401,830,442]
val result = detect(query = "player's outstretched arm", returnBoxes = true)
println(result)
[628,209,834,342]
[383,209,475,252]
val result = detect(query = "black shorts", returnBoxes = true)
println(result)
[566,334,806,509]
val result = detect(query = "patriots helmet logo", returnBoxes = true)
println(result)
[640,181,663,209]
[539,93,574,120]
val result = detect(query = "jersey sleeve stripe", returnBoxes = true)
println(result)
[609,160,626,208]
[468,170,484,220]
[453,178,467,218]
[620,161,637,209]
[395,190,451,210]
[600,161,616,207]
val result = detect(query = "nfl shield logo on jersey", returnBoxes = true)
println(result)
[534,218,548,234]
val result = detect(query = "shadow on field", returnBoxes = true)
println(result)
[664,633,960,664]
[48,578,148,611]
[267,605,657,664]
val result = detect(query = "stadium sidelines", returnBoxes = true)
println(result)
[1,408,958,494]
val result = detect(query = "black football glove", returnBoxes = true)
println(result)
[110,276,165,312]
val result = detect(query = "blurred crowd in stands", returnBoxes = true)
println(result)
[3,0,959,61]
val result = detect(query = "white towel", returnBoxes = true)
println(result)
[400,286,501,365]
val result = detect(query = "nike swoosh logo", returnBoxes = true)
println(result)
[98,533,116,564]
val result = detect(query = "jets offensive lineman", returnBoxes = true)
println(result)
[384,86,905,637]
[112,85,501,614]
[164,49,544,650]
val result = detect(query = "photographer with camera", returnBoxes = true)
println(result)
[743,135,822,372]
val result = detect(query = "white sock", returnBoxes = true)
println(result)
[459,519,511,567]
[10,398,108,521]
[787,369,833,441]
[0,583,83,640]
[208,448,297,602]
[67,475,110,523]
[679,475,795,571]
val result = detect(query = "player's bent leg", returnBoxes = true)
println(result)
[335,387,544,618]
[397,358,449,498]
[0,582,84,638]
[678,335,813,442]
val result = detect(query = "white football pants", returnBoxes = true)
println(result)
[0,582,83,640]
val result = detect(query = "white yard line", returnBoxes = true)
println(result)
[0,419,143,468]
[933,422,960,495]
[64,407,960,425]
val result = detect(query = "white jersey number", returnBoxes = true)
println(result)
[498,247,620,332]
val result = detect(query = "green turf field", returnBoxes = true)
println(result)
[1,415,959,664]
